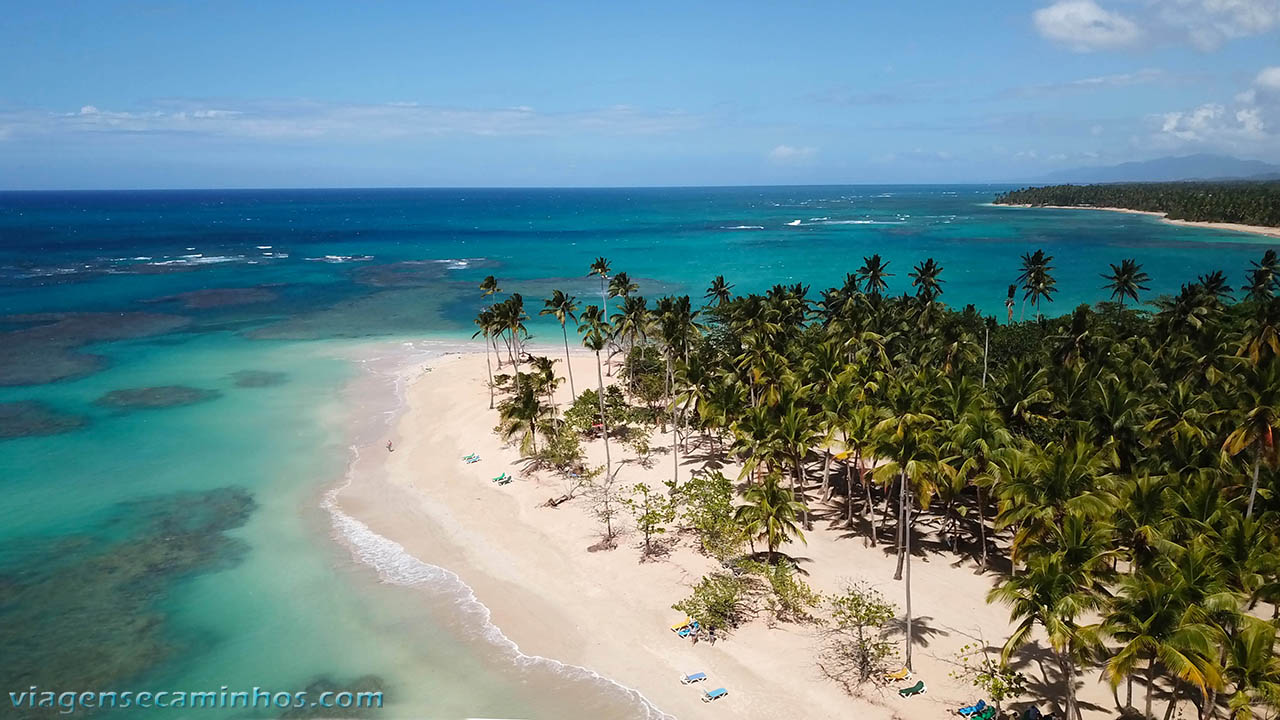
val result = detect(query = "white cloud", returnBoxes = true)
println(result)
[0,100,699,143]
[767,145,817,164]
[1154,0,1280,49]
[1153,67,1279,148]
[1033,0,1143,51]
[1257,66,1280,89]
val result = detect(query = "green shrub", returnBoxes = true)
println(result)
[672,573,748,631]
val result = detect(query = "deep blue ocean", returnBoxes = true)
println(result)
[1,186,1275,718]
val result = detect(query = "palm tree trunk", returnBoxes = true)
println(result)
[1061,652,1079,720]
[484,339,495,409]
[977,483,988,566]
[860,451,876,547]
[1247,442,1262,519]
[845,459,855,528]
[894,471,906,581]
[793,457,810,530]
[561,323,576,398]
[596,350,612,481]
[1146,656,1156,720]
[904,483,914,670]
[880,475,893,546]
[822,450,832,501]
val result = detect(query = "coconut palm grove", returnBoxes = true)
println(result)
[474,248,1280,720]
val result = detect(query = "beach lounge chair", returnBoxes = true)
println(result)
[462,453,478,461]
[497,476,512,486]
[670,617,694,632]
[898,680,927,698]
[465,455,481,464]
[885,667,912,682]
[973,707,998,720]
[958,700,988,717]
[680,672,707,685]
[702,688,728,703]
[677,620,700,638]
[492,472,508,482]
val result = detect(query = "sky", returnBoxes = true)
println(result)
[0,0,1278,189]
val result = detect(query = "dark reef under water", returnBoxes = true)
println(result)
[0,489,256,704]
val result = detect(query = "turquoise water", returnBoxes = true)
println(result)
[1,187,1276,718]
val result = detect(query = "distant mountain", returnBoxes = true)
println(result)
[1038,154,1280,184]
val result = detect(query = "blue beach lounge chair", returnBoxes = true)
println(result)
[702,687,728,703]
[958,699,988,717]
[465,455,481,464]
[677,620,700,638]
[680,672,707,685]
[898,680,927,698]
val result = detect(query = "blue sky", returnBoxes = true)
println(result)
[1,0,1278,188]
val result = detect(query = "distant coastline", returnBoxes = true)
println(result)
[994,203,1280,239]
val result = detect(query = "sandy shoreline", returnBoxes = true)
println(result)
[331,346,1183,720]
[995,203,1280,239]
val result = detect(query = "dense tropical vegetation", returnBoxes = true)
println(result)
[993,182,1280,228]
[474,248,1280,720]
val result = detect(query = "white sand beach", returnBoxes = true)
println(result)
[999,204,1280,240]
[334,348,1191,720]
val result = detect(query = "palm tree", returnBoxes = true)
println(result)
[1006,284,1017,324]
[1222,361,1280,519]
[776,390,820,529]
[498,382,552,455]
[1244,249,1279,301]
[1102,258,1152,308]
[1221,619,1280,720]
[540,290,579,398]
[734,473,807,563]
[480,275,503,367]
[529,355,561,409]
[1198,271,1234,304]
[952,405,1011,566]
[1098,568,1222,719]
[473,307,499,409]
[588,257,612,310]
[909,258,944,304]
[989,549,1106,720]
[581,323,614,483]
[1019,250,1057,320]
[705,275,734,307]
[857,254,893,297]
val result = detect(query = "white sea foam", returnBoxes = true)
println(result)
[785,219,803,226]
[720,225,764,230]
[306,255,374,263]
[148,255,243,266]
[320,347,674,720]
[256,245,273,249]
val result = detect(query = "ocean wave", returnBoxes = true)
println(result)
[148,254,244,266]
[305,255,374,263]
[720,225,764,230]
[785,219,803,226]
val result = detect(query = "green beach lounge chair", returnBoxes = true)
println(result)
[492,472,508,482]
[898,680,927,698]
[702,687,728,703]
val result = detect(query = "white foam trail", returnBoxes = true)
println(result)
[719,225,764,230]
[321,346,675,720]
[785,219,802,226]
